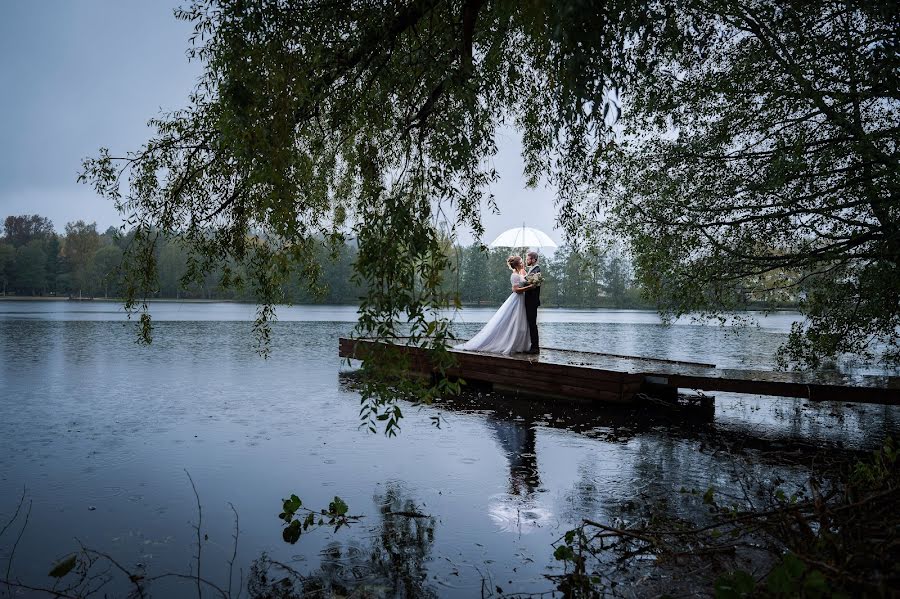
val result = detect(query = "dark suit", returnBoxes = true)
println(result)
[524,264,541,350]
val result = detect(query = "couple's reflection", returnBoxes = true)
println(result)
[489,416,541,496]
[486,414,553,533]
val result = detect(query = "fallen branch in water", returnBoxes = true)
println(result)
[548,437,899,597]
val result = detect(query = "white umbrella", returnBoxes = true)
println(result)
[488,225,558,249]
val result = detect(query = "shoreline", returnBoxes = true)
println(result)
[0,295,804,314]
[0,295,802,317]
[0,296,256,304]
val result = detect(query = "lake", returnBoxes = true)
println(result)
[1,300,897,597]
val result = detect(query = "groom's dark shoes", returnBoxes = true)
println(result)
[525,347,540,354]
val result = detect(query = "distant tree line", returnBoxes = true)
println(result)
[4,213,799,309]
[0,215,119,299]
[0,213,654,307]
[0,214,362,303]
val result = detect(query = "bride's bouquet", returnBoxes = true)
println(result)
[526,272,543,287]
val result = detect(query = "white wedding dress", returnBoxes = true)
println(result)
[456,272,531,355]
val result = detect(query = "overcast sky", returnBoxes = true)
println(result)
[0,1,562,246]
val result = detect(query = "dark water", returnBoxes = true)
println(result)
[1,301,897,597]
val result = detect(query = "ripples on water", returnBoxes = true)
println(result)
[0,301,897,597]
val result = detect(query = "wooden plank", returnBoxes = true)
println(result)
[457,362,627,389]
[456,349,698,376]
[493,383,634,404]
[386,336,717,368]
[522,349,716,368]
[454,356,635,386]
[669,374,899,404]
[339,339,634,403]
[341,338,654,403]
[451,365,626,396]
[338,338,900,406]
[344,339,640,386]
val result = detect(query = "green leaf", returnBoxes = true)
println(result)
[48,554,78,578]
[553,545,575,561]
[766,554,807,595]
[714,570,755,598]
[282,520,302,544]
[329,496,349,516]
[803,569,828,597]
[281,494,302,518]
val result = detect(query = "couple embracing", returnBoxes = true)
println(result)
[457,251,542,355]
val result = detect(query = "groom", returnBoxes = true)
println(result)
[524,250,541,354]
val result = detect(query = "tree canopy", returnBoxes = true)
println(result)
[3,215,54,248]
[80,0,898,428]
[595,1,899,367]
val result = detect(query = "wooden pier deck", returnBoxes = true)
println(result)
[338,338,900,405]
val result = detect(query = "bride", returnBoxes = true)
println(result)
[456,255,534,355]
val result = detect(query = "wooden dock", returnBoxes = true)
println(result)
[338,338,900,405]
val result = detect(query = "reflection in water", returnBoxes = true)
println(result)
[358,372,650,538]
[338,374,561,534]
[486,416,554,534]
[250,483,438,598]
[489,419,541,496]
[4,311,899,598]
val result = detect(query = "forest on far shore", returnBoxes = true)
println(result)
[0,213,797,309]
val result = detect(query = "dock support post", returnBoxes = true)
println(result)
[641,376,679,402]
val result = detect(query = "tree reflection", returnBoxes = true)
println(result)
[249,483,437,598]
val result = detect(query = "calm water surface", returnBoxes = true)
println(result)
[1,301,897,597]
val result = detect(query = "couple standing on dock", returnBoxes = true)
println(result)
[457,251,542,355]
